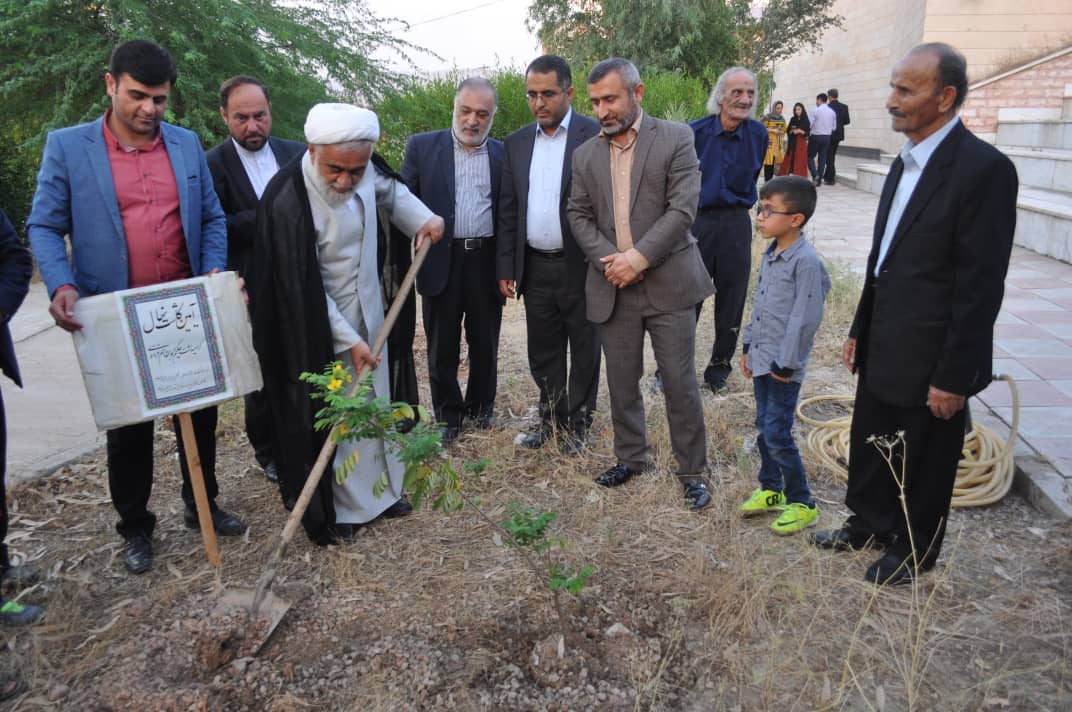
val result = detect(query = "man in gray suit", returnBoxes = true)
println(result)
[568,58,714,510]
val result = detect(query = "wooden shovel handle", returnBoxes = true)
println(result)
[252,236,432,611]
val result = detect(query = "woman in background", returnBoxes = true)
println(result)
[779,102,810,177]
[761,101,786,181]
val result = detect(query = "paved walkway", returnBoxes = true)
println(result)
[809,182,1072,517]
[6,183,1072,516]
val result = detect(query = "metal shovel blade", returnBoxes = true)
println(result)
[213,587,292,655]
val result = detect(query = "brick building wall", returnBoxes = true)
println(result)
[961,50,1072,137]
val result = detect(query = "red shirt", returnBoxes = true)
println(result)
[102,112,192,288]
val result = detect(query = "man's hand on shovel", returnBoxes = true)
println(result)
[349,341,381,373]
[415,215,445,250]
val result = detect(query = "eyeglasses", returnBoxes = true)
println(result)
[525,89,562,102]
[754,204,798,218]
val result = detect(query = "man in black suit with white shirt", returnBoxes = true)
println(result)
[497,55,601,453]
[812,43,1018,585]
[206,76,304,482]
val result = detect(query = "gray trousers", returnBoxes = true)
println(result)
[598,281,707,475]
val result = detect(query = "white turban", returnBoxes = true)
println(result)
[303,103,380,145]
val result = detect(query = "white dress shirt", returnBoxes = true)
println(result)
[809,103,836,136]
[232,138,280,199]
[874,117,961,276]
[526,108,572,251]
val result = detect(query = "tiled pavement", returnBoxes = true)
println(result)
[808,182,1072,514]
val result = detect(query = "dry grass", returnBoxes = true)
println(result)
[2,237,1071,709]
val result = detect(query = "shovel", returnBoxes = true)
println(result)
[215,236,433,651]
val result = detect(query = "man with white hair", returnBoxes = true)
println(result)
[688,67,768,393]
[249,103,444,545]
[401,78,504,442]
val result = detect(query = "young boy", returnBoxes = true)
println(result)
[738,176,830,534]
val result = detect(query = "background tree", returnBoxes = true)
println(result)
[0,0,418,232]
[526,0,841,81]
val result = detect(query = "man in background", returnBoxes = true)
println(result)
[497,55,601,454]
[206,75,305,484]
[824,88,851,185]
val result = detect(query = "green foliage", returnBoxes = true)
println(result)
[0,0,417,231]
[526,0,842,80]
[300,361,464,513]
[373,67,710,168]
[501,502,595,605]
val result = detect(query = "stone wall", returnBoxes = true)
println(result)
[772,0,1072,154]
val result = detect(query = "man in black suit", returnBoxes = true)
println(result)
[402,78,504,441]
[0,209,43,625]
[812,43,1018,585]
[206,76,304,482]
[497,55,601,453]
[823,88,850,185]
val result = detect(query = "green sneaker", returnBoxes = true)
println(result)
[739,488,786,516]
[0,599,43,626]
[770,503,819,536]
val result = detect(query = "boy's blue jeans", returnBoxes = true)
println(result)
[753,374,813,506]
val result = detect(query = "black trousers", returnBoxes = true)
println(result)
[693,208,753,381]
[0,387,9,574]
[243,390,274,468]
[845,376,967,568]
[522,250,600,432]
[422,240,503,429]
[105,406,219,540]
[824,137,842,183]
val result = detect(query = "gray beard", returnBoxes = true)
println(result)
[302,154,357,207]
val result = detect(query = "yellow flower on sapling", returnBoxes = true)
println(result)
[327,378,343,392]
[338,424,350,436]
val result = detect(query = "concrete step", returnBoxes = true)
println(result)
[999,146,1072,193]
[854,163,1072,264]
[1016,188,1072,263]
[996,119,1072,151]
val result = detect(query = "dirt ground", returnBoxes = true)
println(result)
[2,269,1071,711]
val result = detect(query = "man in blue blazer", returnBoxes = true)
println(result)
[0,209,44,625]
[401,78,504,441]
[27,40,245,576]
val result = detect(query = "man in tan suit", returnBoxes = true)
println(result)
[567,58,714,510]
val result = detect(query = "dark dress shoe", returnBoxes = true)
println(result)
[184,507,248,536]
[331,523,364,542]
[1,563,40,587]
[263,462,279,483]
[595,463,639,487]
[123,535,153,574]
[811,527,883,552]
[520,428,552,450]
[559,429,586,455]
[683,480,712,511]
[381,497,413,519]
[440,426,460,444]
[866,552,917,586]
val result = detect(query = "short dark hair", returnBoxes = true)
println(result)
[220,76,269,110]
[587,58,641,90]
[526,55,571,91]
[816,93,828,103]
[827,88,839,99]
[109,40,176,87]
[760,176,817,225]
[913,42,969,111]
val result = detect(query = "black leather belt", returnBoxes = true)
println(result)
[454,237,493,251]
[526,246,565,259]
[698,205,748,214]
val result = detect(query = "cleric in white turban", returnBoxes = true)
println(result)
[304,103,381,145]
[249,102,444,545]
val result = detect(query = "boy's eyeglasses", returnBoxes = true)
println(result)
[754,204,798,218]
